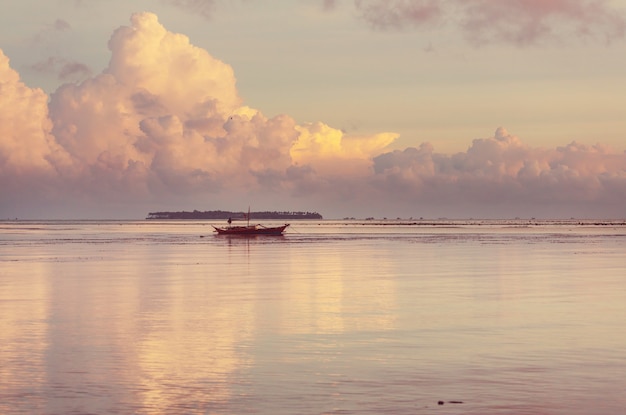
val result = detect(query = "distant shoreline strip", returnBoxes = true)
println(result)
[146,210,323,220]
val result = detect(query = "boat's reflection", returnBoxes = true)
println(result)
[216,234,287,247]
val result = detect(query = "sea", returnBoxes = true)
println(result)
[1,219,625,415]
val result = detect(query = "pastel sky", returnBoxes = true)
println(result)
[1,0,625,219]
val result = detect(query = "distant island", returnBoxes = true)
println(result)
[146,210,323,220]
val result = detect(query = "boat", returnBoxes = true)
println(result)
[212,223,289,236]
[212,207,289,236]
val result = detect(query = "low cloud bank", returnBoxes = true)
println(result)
[1,12,625,219]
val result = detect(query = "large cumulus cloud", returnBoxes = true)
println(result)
[0,13,394,218]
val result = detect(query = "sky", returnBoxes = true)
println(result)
[1,0,625,219]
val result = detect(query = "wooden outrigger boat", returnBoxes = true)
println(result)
[212,207,289,236]
[212,223,289,236]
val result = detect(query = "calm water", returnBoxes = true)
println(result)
[1,220,625,414]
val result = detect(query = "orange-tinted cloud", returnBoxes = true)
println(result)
[0,51,70,177]
[371,128,626,217]
[1,12,625,219]
[0,13,397,217]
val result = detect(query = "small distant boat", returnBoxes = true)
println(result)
[213,207,289,236]
[212,223,289,236]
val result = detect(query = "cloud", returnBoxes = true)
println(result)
[322,0,340,12]
[371,128,626,217]
[166,0,218,19]
[1,13,625,219]
[1,12,395,217]
[351,0,626,45]
[354,0,443,29]
[170,0,624,45]
[31,57,93,81]
[0,51,69,176]
[30,18,72,46]
[459,0,626,46]
[58,62,92,80]
[0,50,75,214]
[52,19,71,32]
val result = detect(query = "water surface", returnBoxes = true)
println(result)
[1,220,625,414]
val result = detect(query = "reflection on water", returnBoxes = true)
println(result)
[1,220,625,414]
[0,265,49,414]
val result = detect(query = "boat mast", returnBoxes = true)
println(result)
[247,206,250,227]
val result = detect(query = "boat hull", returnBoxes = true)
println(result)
[213,224,289,236]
